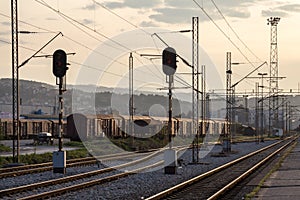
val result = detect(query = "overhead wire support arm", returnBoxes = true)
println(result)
[176,54,193,68]
[18,32,63,68]
[33,52,76,58]
[231,61,267,88]
[151,33,169,47]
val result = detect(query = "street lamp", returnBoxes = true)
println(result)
[258,72,268,142]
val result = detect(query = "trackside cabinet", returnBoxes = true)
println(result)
[53,150,66,174]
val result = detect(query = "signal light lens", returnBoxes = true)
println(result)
[162,47,177,75]
[53,49,67,78]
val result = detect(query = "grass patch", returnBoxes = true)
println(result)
[64,141,85,148]
[66,148,89,159]
[80,135,195,156]
[0,144,11,152]
[244,141,298,199]
[0,148,89,167]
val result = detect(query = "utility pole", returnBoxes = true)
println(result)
[255,82,259,143]
[201,65,206,137]
[285,101,289,137]
[267,17,280,135]
[243,95,249,125]
[258,72,267,142]
[129,53,134,142]
[168,75,173,149]
[10,10,62,163]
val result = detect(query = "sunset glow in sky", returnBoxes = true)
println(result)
[1,0,300,92]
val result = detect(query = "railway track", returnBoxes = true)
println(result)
[0,156,96,178]
[0,149,165,178]
[146,136,298,200]
[0,148,168,200]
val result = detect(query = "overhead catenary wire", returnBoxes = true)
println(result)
[0,12,157,76]
[69,60,157,85]
[0,39,44,53]
[34,0,170,81]
[0,12,169,86]
[0,12,127,68]
[35,0,194,90]
[89,0,177,81]
[2,2,196,91]
[210,0,263,62]
[0,38,165,86]
[192,0,266,71]
[35,0,133,53]
[88,0,196,89]
[0,13,57,33]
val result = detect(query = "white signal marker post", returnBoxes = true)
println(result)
[162,47,178,174]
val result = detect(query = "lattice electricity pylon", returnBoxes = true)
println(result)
[11,0,20,163]
[192,17,199,163]
[225,52,232,152]
[267,17,280,131]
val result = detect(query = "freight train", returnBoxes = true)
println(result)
[0,114,65,139]
[0,113,228,141]
[66,113,227,141]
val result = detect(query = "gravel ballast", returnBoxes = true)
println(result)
[50,140,277,200]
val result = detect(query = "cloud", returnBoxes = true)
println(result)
[223,8,251,19]
[0,31,11,36]
[150,0,255,24]
[1,21,10,26]
[140,21,159,27]
[82,19,94,25]
[102,0,261,25]
[277,4,300,12]
[164,0,196,8]
[261,10,289,18]
[261,2,300,18]
[83,3,96,10]
[104,2,123,9]
[45,17,58,21]
[211,0,258,8]
[150,8,206,24]
[105,0,161,9]
[164,0,257,11]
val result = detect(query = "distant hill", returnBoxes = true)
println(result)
[0,78,56,105]
[0,79,192,117]
[2,78,299,122]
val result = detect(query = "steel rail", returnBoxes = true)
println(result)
[0,150,160,178]
[0,148,164,197]
[207,136,298,199]
[18,161,164,200]
[145,137,294,200]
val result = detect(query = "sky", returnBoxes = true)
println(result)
[1,0,300,95]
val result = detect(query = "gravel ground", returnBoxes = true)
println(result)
[49,140,277,200]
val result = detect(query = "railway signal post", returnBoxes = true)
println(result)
[162,47,178,174]
[52,49,68,174]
